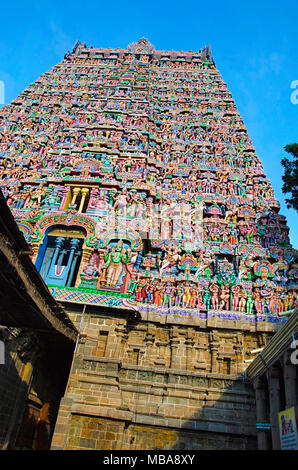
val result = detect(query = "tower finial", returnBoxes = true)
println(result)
[127,38,155,54]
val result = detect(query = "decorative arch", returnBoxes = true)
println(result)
[34,223,87,272]
[96,229,143,252]
[34,221,88,287]
[127,38,155,55]
[16,222,34,243]
[32,212,97,245]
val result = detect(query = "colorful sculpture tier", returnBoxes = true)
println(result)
[0,39,297,316]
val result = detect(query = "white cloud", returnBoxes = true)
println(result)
[49,21,73,56]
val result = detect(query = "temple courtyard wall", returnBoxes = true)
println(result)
[51,304,281,450]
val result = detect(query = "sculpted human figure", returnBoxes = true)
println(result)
[100,240,131,288]
[175,283,184,307]
[196,286,205,309]
[135,283,144,303]
[229,226,238,245]
[209,282,219,310]
[260,285,273,315]
[162,282,176,308]
[30,183,47,208]
[182,283,192,308]
[126,191,140,217]
[82,252,99,279]
[238,288,247,312]
[246,290,254,315]
[194,251,213,279]
[189,286,199,309]
[220,285,230,310]
[253,288,262,315]
[153,281,163,307]
[203,286,211,310]
[159,245,181,277]
[113,189,129,216]
[269,292,283,315]
[287,291,297,310]
[90,189,109,211]
[240,255,255,281]
[231,285,240,311]
[141,278,151,303]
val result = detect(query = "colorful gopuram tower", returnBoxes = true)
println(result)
[0,39,297,450]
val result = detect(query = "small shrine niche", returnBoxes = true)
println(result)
[37,226,85,287]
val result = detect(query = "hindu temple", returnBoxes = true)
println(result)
[0,38,297,450]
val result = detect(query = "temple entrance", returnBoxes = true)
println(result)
[37,227,84,287]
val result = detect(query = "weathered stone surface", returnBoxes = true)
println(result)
[50,307,275,450]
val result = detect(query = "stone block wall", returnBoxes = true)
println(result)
[51,306,278,450]
[0,326,73,449]
[0,327,28,449]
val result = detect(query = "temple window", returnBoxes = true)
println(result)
[222,358,231,375]
[97,331,109,357]
[132,348,140,365]
[37,227,84,287]
[63,186,90,213]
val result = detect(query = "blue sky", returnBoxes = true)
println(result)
[0,0,297,247]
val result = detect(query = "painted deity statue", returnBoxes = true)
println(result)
[182,283,192,307]
[159,245,181,276]
[162,282,176,308]
[194,251,214,279]
[238,288,247,312]
[246,290,254,315]
[113,189,129,216]
[203,286,211,309]
[220,285,230,310]
[153,281,163,307]
[175,284,184,307]
[210,282,219,310]
[231,285,240,311]
[100,240,132,288]
[82,252,99,280]
[253,288,262,315]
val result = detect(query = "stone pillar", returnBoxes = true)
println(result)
[282,351,297,409]
[114,323,128,359]
[143,330,155,367]
[254,377,270,450]
[66,238,81,287]
[59,186,69,211]
[193,341,208,371]
[156,340,168,367]
[71,187,81,207]
[267,366,282,450]
[185,333,194,372]
[78,187,89,213]
[210,341,219,373]
[170,333,180,369]
[49,236,65,271]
